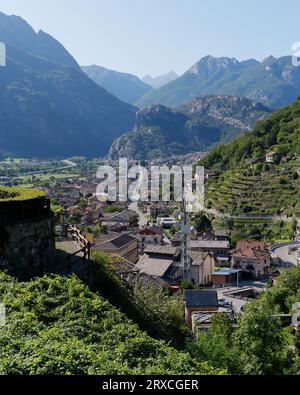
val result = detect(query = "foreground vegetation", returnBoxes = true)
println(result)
[0,259,300,374]
[0,272,221,375]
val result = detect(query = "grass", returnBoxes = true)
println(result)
[0,186,45,202]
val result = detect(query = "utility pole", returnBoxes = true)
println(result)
[180,199,191,281]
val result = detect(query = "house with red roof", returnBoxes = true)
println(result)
[137,226,163,250]
[231,240,271,279]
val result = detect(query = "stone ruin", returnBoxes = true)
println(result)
[0,187,55,280]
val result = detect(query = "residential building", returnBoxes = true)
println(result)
[231,240,271,279]
[137,227,163,250]
[184,290,218,330]
[136,254,181,287]
[143,245,180,260]
[189,251,216,285]
[192,309,236,334]
[214,229,231,242]
[147,203,167,218]
[92,232,139,263]
[99,209,139,229]
[157,217,178,229]
[266,151,277,163]
[190,239,230,266]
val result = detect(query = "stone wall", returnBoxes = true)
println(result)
[0,215,55,279]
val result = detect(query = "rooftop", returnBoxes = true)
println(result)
[136,255,174,278]
[189,251,212,266]
[190,239,230,249]
[143,245,180,256]
[214,229,231,237]
[184,290,218,308]
[93,233,137,251]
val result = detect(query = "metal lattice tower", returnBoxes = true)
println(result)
[180,199,191,280]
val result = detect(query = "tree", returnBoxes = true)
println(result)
[234,302,294,375]
[190,313,241,374]
[193,212,211,233]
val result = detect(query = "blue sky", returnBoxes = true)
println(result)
[0,0,299,77]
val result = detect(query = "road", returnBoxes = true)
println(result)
[10,159,77,180]
[271,241,300,267]
[216,279,268,313]
[202,207,293,222]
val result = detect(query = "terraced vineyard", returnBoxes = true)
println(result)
[205,163,300,216]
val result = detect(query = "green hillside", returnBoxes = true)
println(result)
[201,97,300,170]
[201,98,300,217]
[0,272,222,375]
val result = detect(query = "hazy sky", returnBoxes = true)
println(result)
[0,0,299,77]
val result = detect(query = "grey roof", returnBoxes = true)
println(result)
[189,251,212,266]
[214,229,231,237]
[136,255,174,277]
[115,210,138,221]
[143,245,180,256]
[93,233,136,251]
[184,290,218,308]
[190,240,230,249]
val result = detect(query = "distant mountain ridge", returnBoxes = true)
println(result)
[0,12,79,70]
[109,95,271,160]
[0,12,136,158]
[82,65,152,104]
[142,71,179,89]
[136,55,300,109]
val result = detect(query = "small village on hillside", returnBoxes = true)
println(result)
[1,1,300,381]
[1,155,299,337]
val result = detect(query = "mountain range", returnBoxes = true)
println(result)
[142,71,179,89]
[109,95,271,160]
[0,12,136,158]
[136,55,300,109]
[81,65,153,104]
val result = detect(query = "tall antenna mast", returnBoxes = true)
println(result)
[180,197,191,280]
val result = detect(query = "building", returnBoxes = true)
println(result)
[147,203,167,218]
[214,229,231,242]
[184,290,218,330]
[81,207,102,226]
[211,268,242,287]
[231,240,271,279]
[137,227,163,251]
[171,232,182,247]
[189,251,216,285]
[192,310,236,334]
[266,151,277,163]
[190,239,230,266]
[99,209,139,229]
[143,245,180,260]
[157,217,178,229]
[136,254,181,287]
[92,232,139,263]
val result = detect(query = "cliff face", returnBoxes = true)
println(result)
[109,96,271,160]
